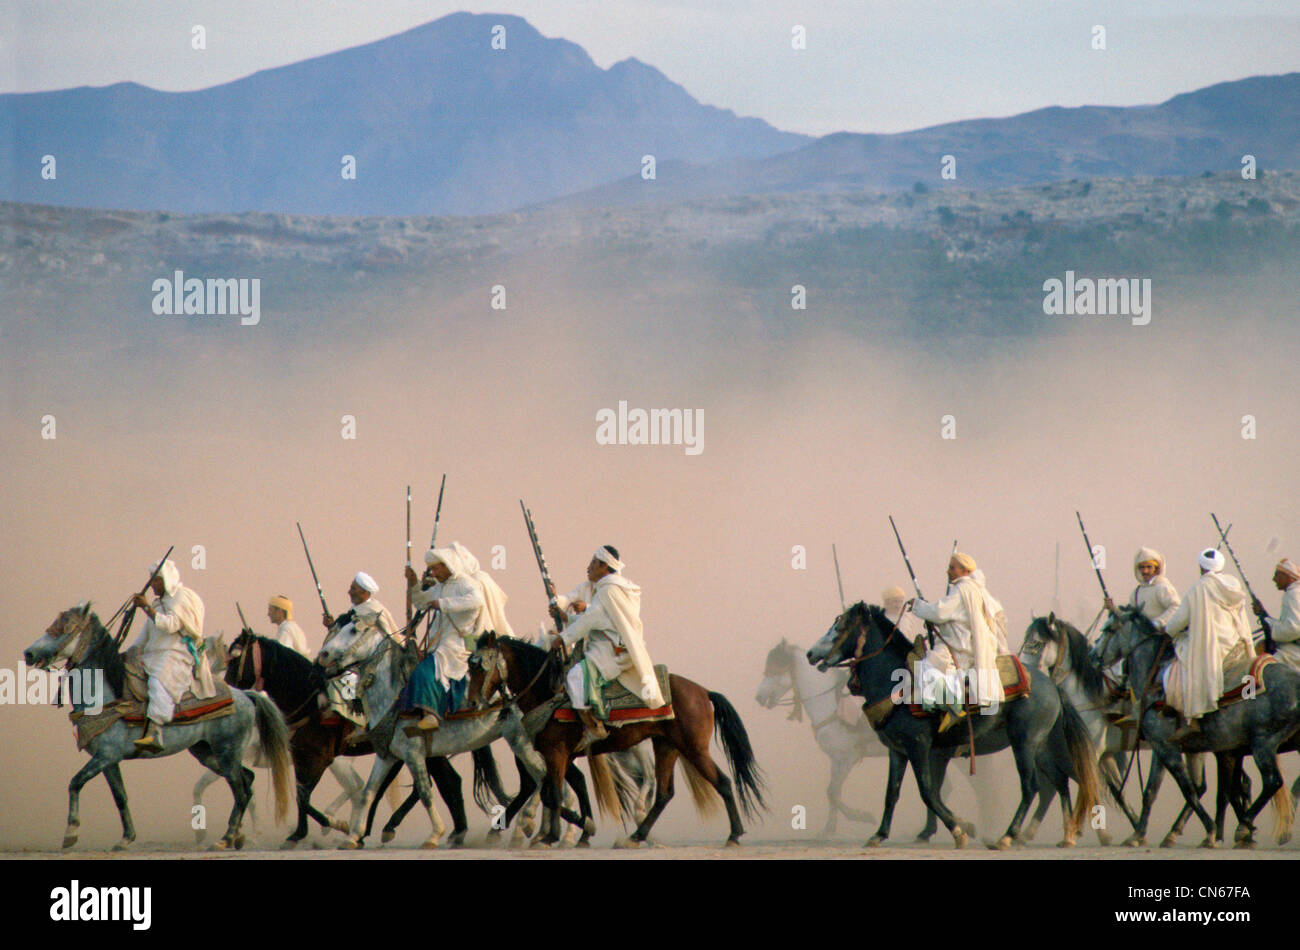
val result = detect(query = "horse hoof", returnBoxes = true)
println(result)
[520,819,535,837]
[576,839,591,849]
[419,838,440,850]
[725,838,741,848]
[111,838,132,853]
[233,834,246,851]
[338,838,361,851]
[952,829,968,850]
[1199,837,1218,849]
[1121,834,1144,848]
[329,817,350,834]
[584,819,598,837]
[866,835,885,848]
[208,839,231,852]
[1160,835,1177,849]
[382,829,395,844]
[1057,838,1076,848]
[987,835,1013,851]
[612,837,641,850]
[914,833,933,843]
[449,832,467,850]
[530,839,555,850]
[1234,836,1256,850]
[1097,831,1112,847]
[1234,825,1252,843]
[280,838,300,851]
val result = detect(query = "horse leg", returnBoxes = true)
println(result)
[428,756,468,848]
[621,740,678,848]
[907,747,966,848]
[1162,752,1204,845]
[991,737,1041,850]
[64,754,113,849]
[499,767,538,846]
[1152,742,1218,847]
[1239,742,1286,847]
[1099,750,1139,833]
[364,760,404,842]
[1122,751,1161,846]
[323,758,364,832]
[103,763,136,851]
[192,768,220,844]
[534,746,571,848]
[561,763,596,846]
[405,751,445,849]
[339,756,397,849]
[868,749,907,847]
[1023,779,1054,843]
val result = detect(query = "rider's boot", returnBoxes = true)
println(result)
[134,719,164,752]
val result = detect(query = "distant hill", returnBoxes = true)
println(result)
[541,73,1300,210]
[0,12,808,216]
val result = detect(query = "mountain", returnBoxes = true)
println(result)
[540,73,1300,210]
[0,12,809,216]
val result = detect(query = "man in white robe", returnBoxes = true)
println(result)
[318,572,399,727]
[911,553,1006,726]
[129,559,215,750]
[1254,558,1300,669]
[882,586,924,642]
[1105,547,1181,626]
[267,595,309,655]
[1161,549,1255,741]
[554,546,664,750]
[403,542,513,730]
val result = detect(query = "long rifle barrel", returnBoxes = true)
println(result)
[405,485,413,625]
[1075,511,1111,604]
[111,544,175,644]
[832,543,846,611]
[1211,513,1272,652]
[297,521,330,618]
[888,516,924,601]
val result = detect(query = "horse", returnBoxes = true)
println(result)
[223,630,496,848]
[312,621,542,850]
[807,602,1102,849]
[1019,613,1232,847]
[467,633,767,848]
[24,603,292,851]
[1096,606,1298,848]
[756,638,1004,839]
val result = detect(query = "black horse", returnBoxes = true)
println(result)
[808,603,1101,849]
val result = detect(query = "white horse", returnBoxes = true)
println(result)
[755,638,999,839]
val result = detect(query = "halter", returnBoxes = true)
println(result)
[472,641,555,714]
[829,610,898,670]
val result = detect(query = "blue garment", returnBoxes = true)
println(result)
[400,654,467,715]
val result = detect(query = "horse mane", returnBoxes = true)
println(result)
[1056,617,1107,701]
[853,602,909,658]
[764,642,793,671]
[247,634,324,691]
[83,613,125,698]
[492,636,550,684]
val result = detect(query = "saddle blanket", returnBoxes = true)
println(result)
[68,680,234,750]
[1157,650,1274,714]
[908,655,1031,718]
[117,651,234,723]
[553,664,675,727]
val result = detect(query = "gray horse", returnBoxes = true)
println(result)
[25,604,292,851]
[1097,607,1298,847]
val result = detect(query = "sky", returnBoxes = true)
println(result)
[2,0,1298,135]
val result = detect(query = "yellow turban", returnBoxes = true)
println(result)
[950,552,977,574]
[268,595,293,619]
[1277,559,1300,583]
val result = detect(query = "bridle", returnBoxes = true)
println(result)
[469,640,556,715]
[828,609,899,671]
[764,643,846,729]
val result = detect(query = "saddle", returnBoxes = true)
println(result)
[1150,652,1276,714]
[906,654,1031,719]
[553,664,675,727]
[119,651,234,724]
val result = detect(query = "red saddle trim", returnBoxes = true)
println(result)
[123,696,233,723]
[553,704,673,723]
[1151,654,1276,711]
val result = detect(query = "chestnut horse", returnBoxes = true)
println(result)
[467,633,766,847]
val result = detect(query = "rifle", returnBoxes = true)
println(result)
[236,602,254,636]
[296,522,330,619]
[111,545,175,646]
[422,475,447,642]
[405,485,413,626]
[888,516,936,646]
[1211,513,1273,654]
[1075,511,1112,607]
[832,543,846,611]
[521,500,566,631]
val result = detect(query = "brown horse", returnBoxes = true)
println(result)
[467,633,765,847]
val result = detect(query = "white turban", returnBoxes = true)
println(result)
[354,571,379,593]
[426,546,468,577]
[1198,549,1225,573]
[149,559,181,596]
[881,586,907,605]
[594,546,623,573]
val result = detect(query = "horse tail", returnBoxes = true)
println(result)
[587,754,623,821]
[1272,781,1295,844]
[708,691,767,820]
[678,758,723,817]
[607,752,644,824]
[471,746,509,813]
[251,691,292,824]
[1058,691,1102,835]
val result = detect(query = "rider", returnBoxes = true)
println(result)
[1252,558,1300,667]
[267,595,309,655]
[318,572,398,727]
[129,559,216,751]
[1162,549,1255,742]
[910,552,1006,730]
[403,542,513,731]
[1103,547,1181,722]
[553,546,664,751]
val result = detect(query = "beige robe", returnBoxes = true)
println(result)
[1129,548,1181,627]
[559,573,664,707]
[1267,580,1300,671]
[274,619,309,656]
[912,574,1005,707]
[131,582,216,704]
[1162,572,1254,718]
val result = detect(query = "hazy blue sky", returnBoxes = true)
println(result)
[3,1,1298,135]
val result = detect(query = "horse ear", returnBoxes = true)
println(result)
[1048,610,1056,624]
[78,601,90,615]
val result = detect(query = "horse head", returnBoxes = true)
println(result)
[1097,606,1157,671]
[225,629,256,688]
[467,631,506,710]
[1021,613,1064,673]
[806,602,892,672]
[25,602,99,669]
[755,640,796,708]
